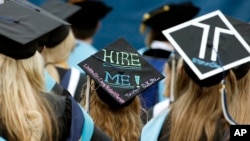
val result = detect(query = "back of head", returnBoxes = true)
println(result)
[0,0,68,140]
[67,0,112,39]
[140,1,200,45]
[78,38,164,140]
[42,29,75,65]
[41,0,80,48]
[168,59,238,141]
[0,52,58,141]
[161,9,250,140]
[83,80,143,141]
[42,30,76,83]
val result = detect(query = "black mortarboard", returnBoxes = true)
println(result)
[41,0,81,21]
[41,0,81,48]
[67,0,112,29]
[232,62,250,80]
[0,0,68,59]
[78,38,164,107]
[140,1,199,33]
[162,10,250,87]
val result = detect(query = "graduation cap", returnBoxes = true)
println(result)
[232,62,250,80]
[67,0,112,29]
[78,38,164,108]
[140,1,199,33]
[0,0,68,59]
[41,0,81,21]
[40,0,81,48]
[162,10,250,87]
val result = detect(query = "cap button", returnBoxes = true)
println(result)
[207,43,213,48]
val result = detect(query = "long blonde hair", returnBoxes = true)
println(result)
[0,52,58,141]
[164,58,189,100]
[168,60,237,141]
[41,29,76,83]
[229,70,250,124]
[80,79,143,141]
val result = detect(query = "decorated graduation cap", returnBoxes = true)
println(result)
[0,0,68,59]
[41,0,81,48]
[78,38,164,108]
[162,10,250,87]
[140,1,199,33]
[67,0,112,29]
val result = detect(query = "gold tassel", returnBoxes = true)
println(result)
[140,13,150,33]
[140,23,146,33]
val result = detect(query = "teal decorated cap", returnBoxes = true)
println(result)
[162,10,250,87]
[78,38,164,107]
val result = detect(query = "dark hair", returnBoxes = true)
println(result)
[70,23,98,40]
[146,29,168,46]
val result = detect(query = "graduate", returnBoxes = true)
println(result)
[67,0,112,73]
[138,2,200,109]
[78,38,164,141]
[0,0,112,140]
[141,10,250,141]
[41,0,87,101]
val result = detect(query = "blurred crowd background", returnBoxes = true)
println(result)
[29,0,250,50]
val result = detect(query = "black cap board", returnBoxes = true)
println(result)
[67,0,112,29]
[140,1,199,33]
[0,0,68,59]
[41,0,81,20]
[41,0,81,48]
[78,38,164,106]
[162,10,250,86]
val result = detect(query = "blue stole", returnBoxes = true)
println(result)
[67,97,94,141]
[44,71,56,92]
[140,109,170,141]
[79,105,94,141]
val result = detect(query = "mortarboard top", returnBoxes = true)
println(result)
[8,0,68,24]
[67,0,112,29]
[40,0,81,48]
[0,0,68,59]
[162,10,250,87]
[41,0,81,21]
[78,38,164,107]
[140,1,199,33]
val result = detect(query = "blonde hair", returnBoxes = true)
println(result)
[229,71,250,124]
[164,58,189,99]
[173,59,191,99]
[42,29,76,83]
[168,59,237,141]
[80,79,143,141]
[0,52,58,141]
[163,63,171,98]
